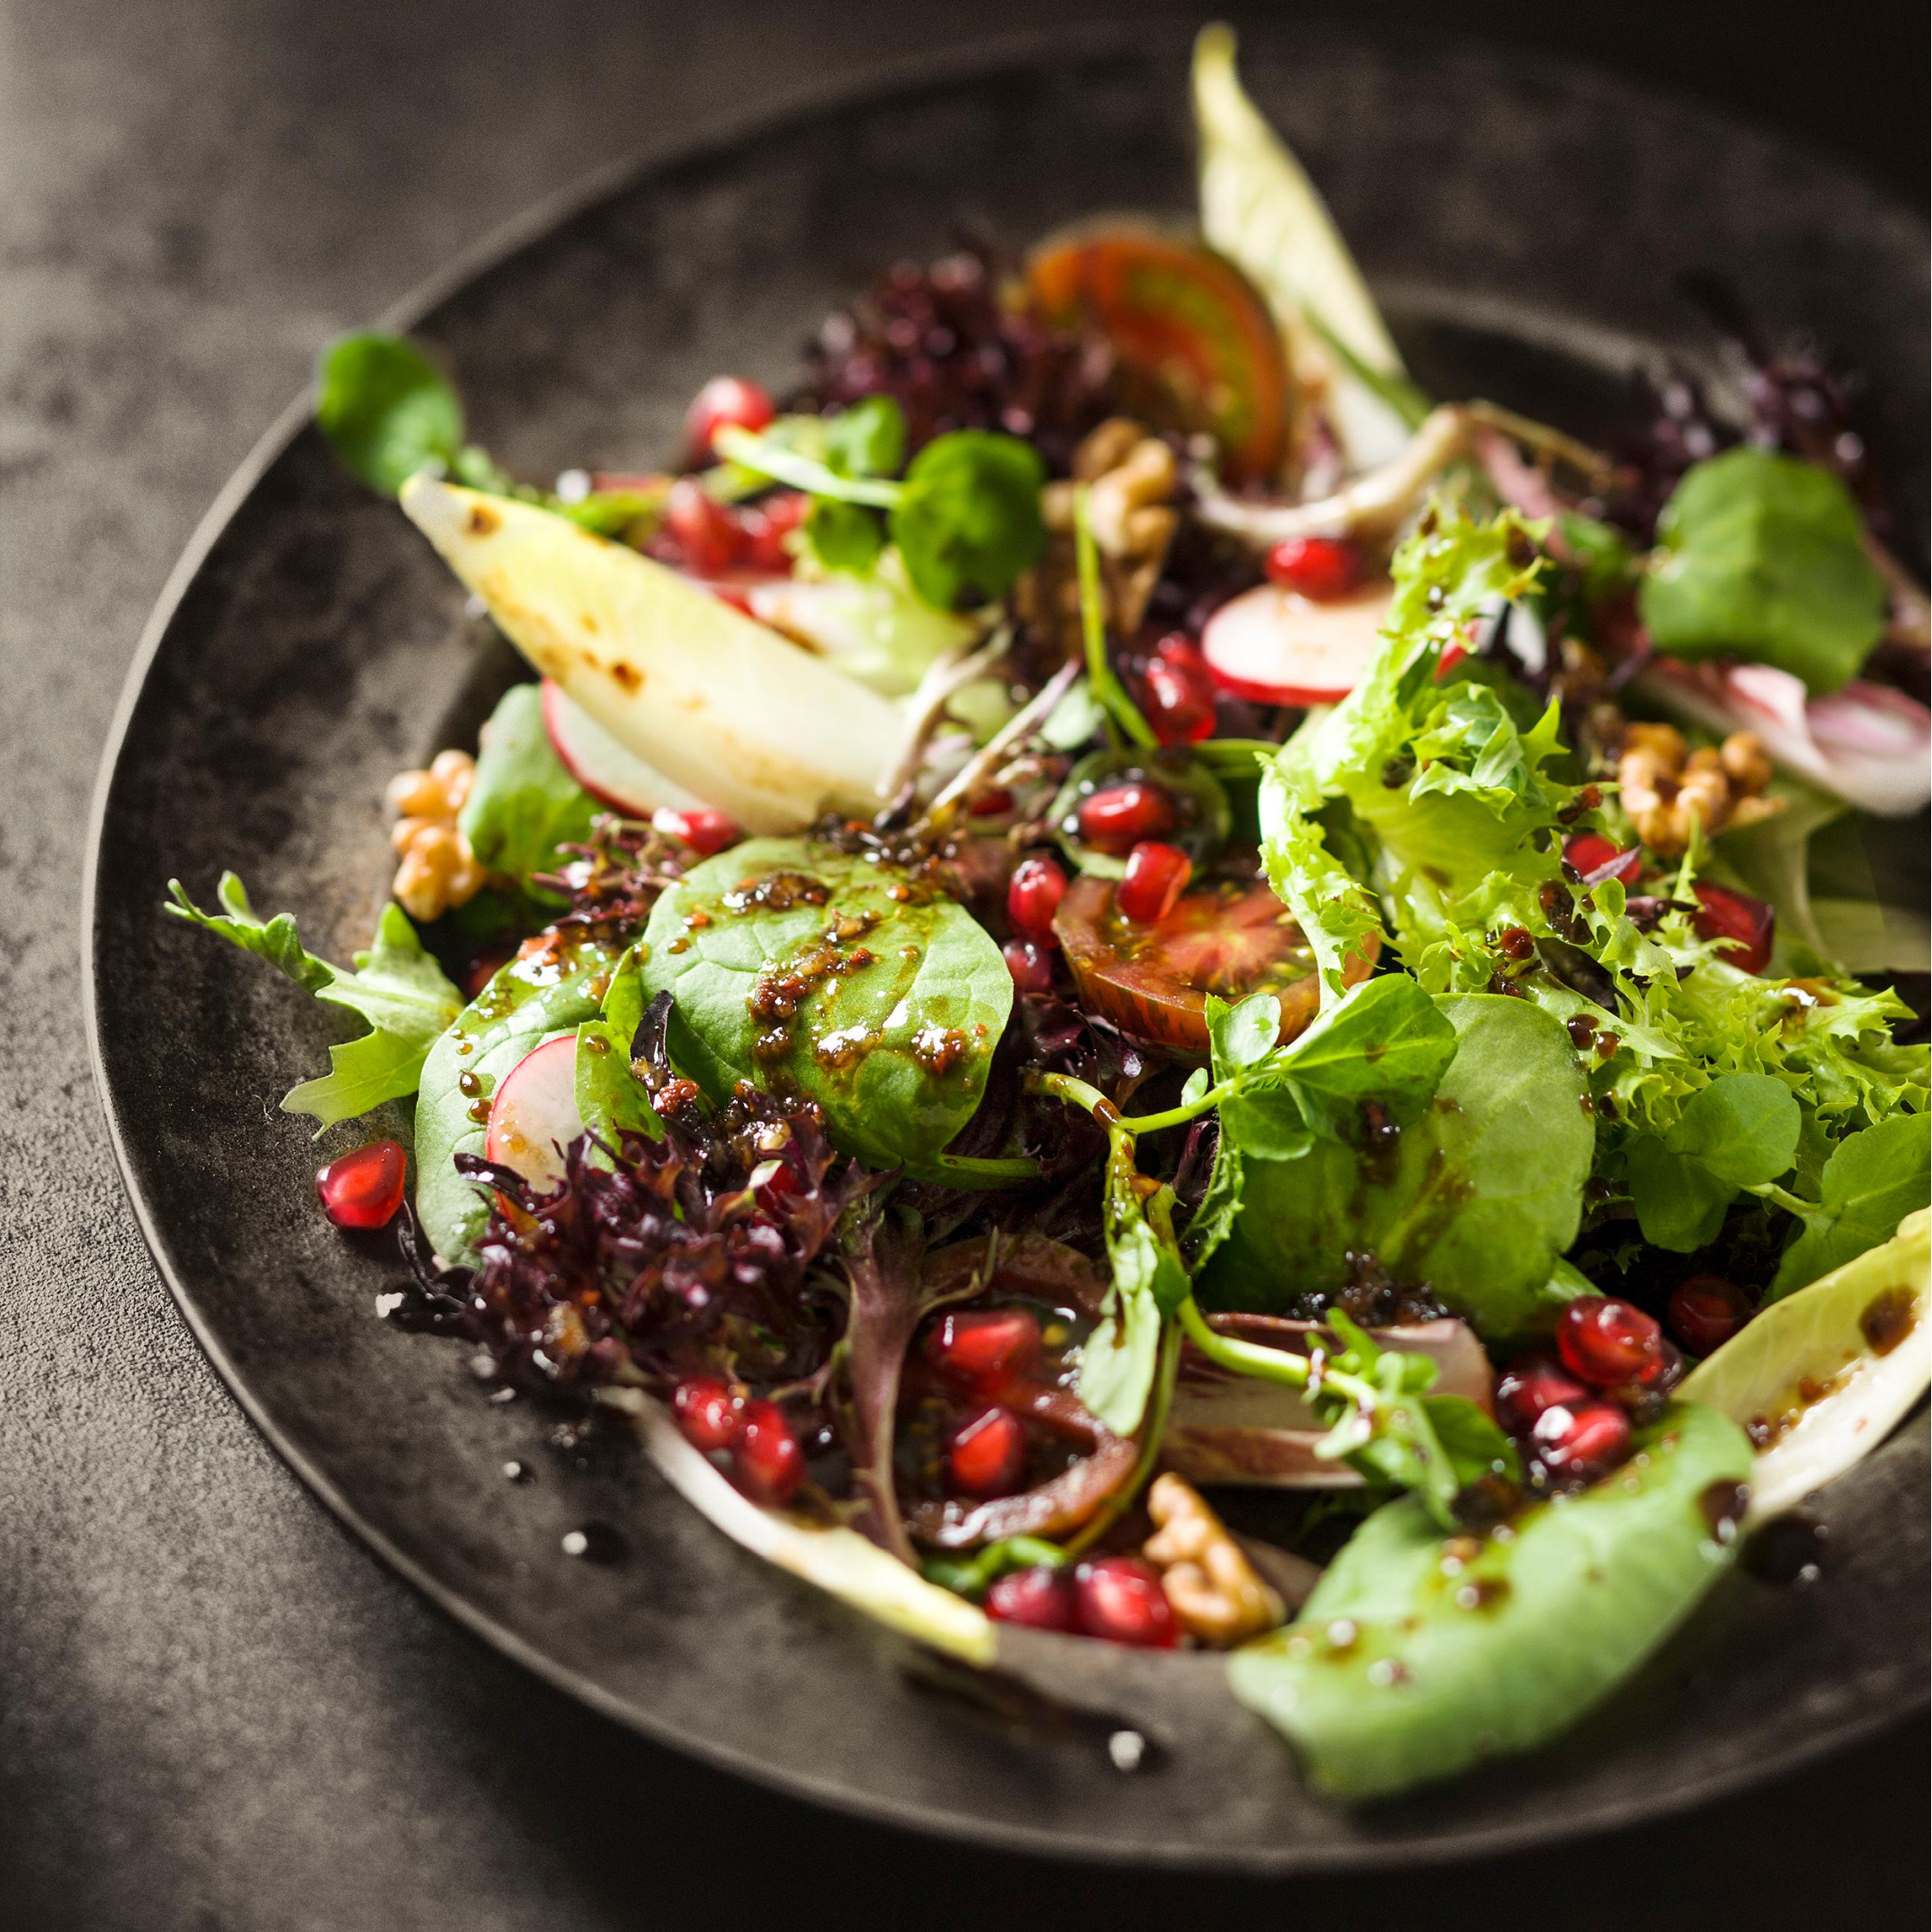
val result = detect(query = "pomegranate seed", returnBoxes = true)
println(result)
[1004,938,1055,995]
[1116,841,1191,923]
[1632,1336,1687,1395]
[1563,832,1642,888]
[1669,1275,1753,1355]
[683,375,776,462]
[1007,855,1068,939]
[1072,1556,1178,1648]
[1557,1296,1664,1390]
[1494,1353,1589,1436]
[1265,534,1364,601]
[662,476,740,574]
[1141,637,1217,745]
[970,786,1015,817]
[985,1564,1076,1631]
[1693,883,1775,975]
[946,1405,1029,1499]
[1076,780,1175,853]
[924,1307,1041,1394]
[733,1400,805,1505]
[316,1140,406,1230]
[652,806,741,857]
[740,490,808,572]
[672,1376,744,1453]
[1531,1399,1631,1484]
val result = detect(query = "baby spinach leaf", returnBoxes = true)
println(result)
[1269,972,1458,1134]
[1628,1072,1802,1252]
[1200,995,1592,1337]
[457,682,599,889]
[891,431,1046,610]
[413,935,620,1263]
[1229,1402,1753,1800]
[315,332,465,496]
[1768,1111,1932,1299]
[574,948,659,1152]
[167,875,462,1131]
[1640,448,1886,696]
[635,838,1013,1175]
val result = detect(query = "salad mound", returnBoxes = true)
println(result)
[170,25,1929,1801]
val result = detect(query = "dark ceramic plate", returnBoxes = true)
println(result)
[87,21,1929,1870]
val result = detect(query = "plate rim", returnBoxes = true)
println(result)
[81,20,1928,1872]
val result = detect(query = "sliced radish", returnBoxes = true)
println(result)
[1200,581,1392,705]
[540,678,706,818]
[485,1035,584,1193]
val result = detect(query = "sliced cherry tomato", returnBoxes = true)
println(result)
[1052,874,1374,1055]
[1200,580,1392,706]
[1026,224,1289,485]
[1694,883,1775,975]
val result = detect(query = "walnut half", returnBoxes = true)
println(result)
[1142,1472,1286,1647]
[1015,418,1180,656]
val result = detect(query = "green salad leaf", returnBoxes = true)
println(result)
[635,838,1015,1178]
[1627,1072,1802,1252]
[893,431,1047,610]
[1257,768,1385,1009]
[167,874,462,1131]
[715,419,1045,612]
[1230,1402,1753,1801]
[413,935,620,1263]
[573,948,659,1152]
[316,332,464,496]
[1768,1110,1931,1300]
[457,682,598,889]
[1640,448,1886,695]
[1080,1138,1191,1436]
[1201,994,1593,1338]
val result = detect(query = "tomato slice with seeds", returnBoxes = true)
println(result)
[1026,225,1289,485]
[1052,875,1375,1055]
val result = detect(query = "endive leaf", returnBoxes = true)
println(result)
[1681,1207,1929,1524]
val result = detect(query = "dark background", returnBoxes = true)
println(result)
[1,2,1926,1928]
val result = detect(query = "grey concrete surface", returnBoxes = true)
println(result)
[1,3,1925,1928]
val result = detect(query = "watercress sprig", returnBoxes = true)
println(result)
[713,413,1047,611]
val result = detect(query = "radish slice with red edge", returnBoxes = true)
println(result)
[540,678,706,818]
[485,1034,584,1193]
[1200,581,1392,705]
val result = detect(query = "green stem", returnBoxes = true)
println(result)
[1072,486,1157,752]
[1063,1318,1182,1559]
[712,426,902,508]
[1029,1065,1233,1139]
[1175,1295,1379,1414]
[1748,1180,1815,1219]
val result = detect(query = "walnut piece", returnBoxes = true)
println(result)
[1016,418,1180,656]
[1142,1472,1285,1647]
[1616,723,1783,859]
[384,748,486,921]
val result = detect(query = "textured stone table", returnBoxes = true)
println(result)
[1,2,1925,1926]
